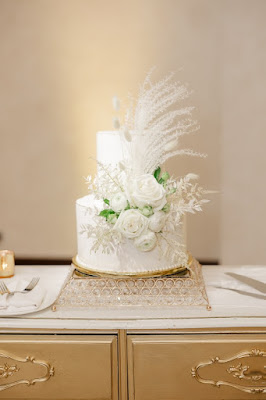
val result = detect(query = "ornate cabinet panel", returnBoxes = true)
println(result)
[0,335,118,400]
[127,334,266,400]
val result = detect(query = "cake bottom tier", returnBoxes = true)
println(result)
[76,195,187,276]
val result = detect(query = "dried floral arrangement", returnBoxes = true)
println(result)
[81,71,212,266]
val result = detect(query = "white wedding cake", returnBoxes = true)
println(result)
[74,73,210,276]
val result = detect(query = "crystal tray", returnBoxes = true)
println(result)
[53,257,210,310]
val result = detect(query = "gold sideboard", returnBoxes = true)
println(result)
[0,334,118,400]
[0,329,266,400]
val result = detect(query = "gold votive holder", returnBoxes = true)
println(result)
[0,250,15,278]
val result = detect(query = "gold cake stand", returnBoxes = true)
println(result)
[53,255,211,310]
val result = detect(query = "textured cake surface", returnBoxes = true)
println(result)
[76,194,186,274]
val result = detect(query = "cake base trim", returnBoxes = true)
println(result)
[72,254,192,278]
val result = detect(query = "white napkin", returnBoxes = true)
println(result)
[0,279,46,312]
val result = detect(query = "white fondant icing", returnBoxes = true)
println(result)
[76,194,186,274]
[96,131,123,165]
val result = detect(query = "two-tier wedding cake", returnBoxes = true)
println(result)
[74,72,210,276]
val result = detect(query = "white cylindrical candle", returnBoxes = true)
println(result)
[0,250,15,278]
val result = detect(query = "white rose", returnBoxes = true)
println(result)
[126,174,167,212]
[114,209,148,238]
[134,230,157,252]
[110,192,128,212]
[149,211,167,232]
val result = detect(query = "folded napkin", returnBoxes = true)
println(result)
[0,279,46,312]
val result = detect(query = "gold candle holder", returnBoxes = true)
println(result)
[0,250,15,278]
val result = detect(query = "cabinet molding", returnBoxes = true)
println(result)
[191,348,266,394]
[0,352,54,392]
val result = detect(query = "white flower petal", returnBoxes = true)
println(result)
[149,211,167,232]
[114,209,149,239]
[134,230,157,252]
[126,174,167,212]
[110,192,128,212]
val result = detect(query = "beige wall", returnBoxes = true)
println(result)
[0,0,265,264]
[221,0,266,264]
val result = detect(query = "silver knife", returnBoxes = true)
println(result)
[219,287,266,300]
[226,272,266,294]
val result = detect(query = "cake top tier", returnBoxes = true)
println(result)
[96,131,123,165]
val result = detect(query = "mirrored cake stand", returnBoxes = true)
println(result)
[52,255,211,310]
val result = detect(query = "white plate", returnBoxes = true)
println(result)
[0,265,71,317]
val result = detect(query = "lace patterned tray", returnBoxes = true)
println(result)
[52,257,210,310]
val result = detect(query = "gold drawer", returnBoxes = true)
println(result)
[127,334,266,400]
[0,334,118,400]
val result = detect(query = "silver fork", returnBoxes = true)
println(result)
[0,281,9,295]
[0,277,40,295]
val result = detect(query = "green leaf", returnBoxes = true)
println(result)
[99,209,115,219]
[103,199,110,205]
[159,171,170,185]
[162,203,170,213]
[99,210,109,217]
[161,171,170,181]
[153,166,161,181]
[124,201,131,210]
[168,188,176,195]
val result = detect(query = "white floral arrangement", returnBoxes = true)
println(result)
[81,71,212,266]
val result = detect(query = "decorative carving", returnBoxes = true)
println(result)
[227,363,266,383]
[0,352,54,392]
[191,349,266,394]
[0,363,19,379]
